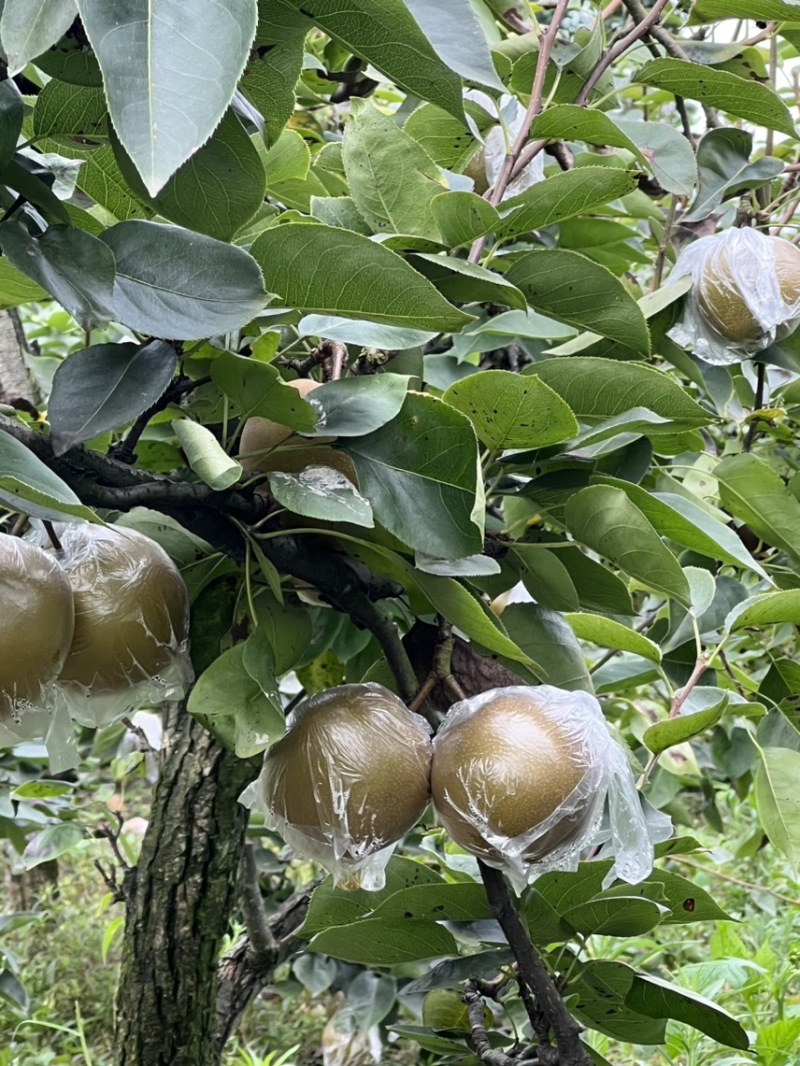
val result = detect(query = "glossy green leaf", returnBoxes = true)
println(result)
[1,0,77,75]
[0,221,115,331]
[611,119,698,197]
[268,467,373,527]
[443,370,578,450]
[343,392,483,559]
[240,32,305,147]
[692,0,800,19]
[684,128,784,223]
[173,420,242,491]
[557,545,634,615]
[505,251,650,351]
[0,258,49,308]
[529,104,642,157]
[0,82,23,171]
[637,870,733,924]
[210,353,317,429]
[250,223,472,332]
[0,427,99,523]
[755,746,800,869]
[299,315,434,349]
[500,602,592,690]
[402,0,504,91]
[500,167,638,237]
[572,960,666,1044]
[633,58,796,138]
[309,918,457,966]
[111,110,266,242]
[431,191,501,248]
[565,613,661,663]
[101,221,267,340]
[308,375,409,437]
[343,99,447,241]
[627,973,749,1050]
[412,254,527,311]
[565,486,691,606]
[21,823,83,870]
[76,0,258,194]
[368,883,492,922]
[644,687,729,755]
[48,340,177,456]
[513,544,580,613]
[727,590,800,632]
[278,0,463,120]
[562,896,664,937]
[716,453,800,564]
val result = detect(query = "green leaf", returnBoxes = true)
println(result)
[633,58,796,138]
[557,545,634,615]
[627,973,749,1050]
[250,222,472,332]
[500,602,592,690]
[562,895,665,937]
[187,642,284,757]
[250,589,313,674]
[402,0,504,91]
[513,544,580,613]
[308,375,409,437]
[637,870,733,924]
[716,453,800,564]
[571,960,666,1044]
[1,0,77,75]
[443,370,578,450]
[32,81,107,139]
[11,780,74,800]
[611,120,698,197]
[279,0,464,120]
[564,486,691,606]
[0,221,115,331]
[412,254,528,311]
[309,918,457,966]
[684,128,784,223]
[240,32,305,147]
[368,882,492,922]
[343,100,447,241]
[500,167,638,238]
[48,340,178,456]
[111,110,266,242]
[0,82,23,172]
[414,573,540,670]
[727,590,800,632]
[565,613,661,663]
[299,314,434,350]
[76,0,258,194]
[0,258,48,308]
[300,855,445,937]
[431,191,501,248]
[530,104,643,157]
[101,221,267,340]
[22,824,83,869]
[644,687,729,756]
[530,358,711,428]
[343,392,483,559]
[0,427,99,523]
[592,478,766,578]
[755,746,800,869]
[210,353,317,429]
[692,0,800,20]
[268,467,373,527]
[505,250,651,352]
[173,420,242,491]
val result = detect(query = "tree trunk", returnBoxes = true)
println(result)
[114,703,261,1066]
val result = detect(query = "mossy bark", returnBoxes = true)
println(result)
[114,704,260,1066]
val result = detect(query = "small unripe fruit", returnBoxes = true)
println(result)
[697,234,800,345]
[0,533,74,731]
[51,524,191,725]
[422,989,483,1033]
[431,689,598,869]
[261,683,432,888]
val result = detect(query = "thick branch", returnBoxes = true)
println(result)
[478,863,591,1066]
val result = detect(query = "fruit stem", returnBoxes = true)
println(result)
[43,520,62,552]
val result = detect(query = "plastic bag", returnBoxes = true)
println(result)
[667,228,800,365]
[246,683,432,891]
[430,685,670,891]
[0,533,74,744]
[37,523,192,729]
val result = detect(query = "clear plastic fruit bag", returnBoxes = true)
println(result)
[430,685,671,891]
[667,227,800,366]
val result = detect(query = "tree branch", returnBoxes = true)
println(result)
[478,862,591,1066]
[464,981,518,1066]
[239,843,277,959]
[575,0,670,106]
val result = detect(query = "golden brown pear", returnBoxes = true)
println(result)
[0,533,74,725]
[431,691,595,866]
[261,683,432,865]
[53,525,190,702]
[698,235,800,344]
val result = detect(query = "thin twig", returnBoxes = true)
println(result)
[479,862,592,1066]
[669,856,800,907]
[743,361,767,453]
[575,0,671,106]
[240,842,278,960]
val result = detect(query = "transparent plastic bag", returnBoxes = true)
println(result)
[0,533,74,744]
[35,523,192,729]
[246,683,433,891]
[430,685,670,891]
[667,228,800,366]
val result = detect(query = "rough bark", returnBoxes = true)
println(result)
[0,309,39,410]
[114,703,261,1066]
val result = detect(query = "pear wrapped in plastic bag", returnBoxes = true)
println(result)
[431,685,670,891]
[249,683,432,891]
[0,533,75,748]
[42,523,192,729]
[668,227,800,365]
